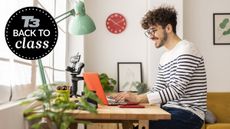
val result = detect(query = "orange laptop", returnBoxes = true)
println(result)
[83,72,108,105]
[83,72,144,108]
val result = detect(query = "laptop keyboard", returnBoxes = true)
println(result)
[106,96,127,105]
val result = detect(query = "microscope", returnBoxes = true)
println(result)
[66,53,84,97]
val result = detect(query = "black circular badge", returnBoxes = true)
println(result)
[5,7,58,60]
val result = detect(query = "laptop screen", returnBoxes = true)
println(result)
[83,72,108,105]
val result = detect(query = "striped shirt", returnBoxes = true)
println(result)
[147,40,207,120]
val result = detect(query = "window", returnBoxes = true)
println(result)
[0,0,67,104]
[36,0,67,84]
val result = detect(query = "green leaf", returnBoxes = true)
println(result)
[79,97,97,113]
[99,73,116,93]
[47,111,57,120]
[60,123,69,129]
[23,108,34,115]
[26,113,44,121]
[111,79,116,85]
[100,73,108,78]
[31,123,41,129]
[223,28,230,35]
[219,18,229,29]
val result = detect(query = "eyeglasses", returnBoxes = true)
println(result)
[144,28,156,39]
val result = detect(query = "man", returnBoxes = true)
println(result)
[114,6,207,129]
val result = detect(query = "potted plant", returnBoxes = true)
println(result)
[22,60,97,129]
[99,73,116,93]
[134,81,148,94]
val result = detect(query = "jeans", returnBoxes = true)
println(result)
[149,107,204,129]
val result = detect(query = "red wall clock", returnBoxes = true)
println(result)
[106,13,127,34]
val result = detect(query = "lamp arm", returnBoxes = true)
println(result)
[38,59,47,85]
[38,10,75,86]
[55,9,75,23]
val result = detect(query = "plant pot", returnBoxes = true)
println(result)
[55,89,70,102]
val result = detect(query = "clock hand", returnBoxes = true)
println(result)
[117,19,125,24]
[110,19,123,28]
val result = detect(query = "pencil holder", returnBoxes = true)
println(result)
[55,85,70,102]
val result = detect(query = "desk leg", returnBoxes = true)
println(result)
[122,121,134,129]
[138,120,149,129]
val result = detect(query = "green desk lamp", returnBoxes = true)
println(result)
[38,1,96,85]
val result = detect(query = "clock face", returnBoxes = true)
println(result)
[106,13,127,34]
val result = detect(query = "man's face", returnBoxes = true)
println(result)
[145,25,168,48]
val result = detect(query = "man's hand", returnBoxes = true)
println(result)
[112,92,149,103]
[113,92,139,103]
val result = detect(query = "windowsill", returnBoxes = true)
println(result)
[0,97,37,111]
[0,101,21,111]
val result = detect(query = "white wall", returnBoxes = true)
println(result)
[84,0,230,92]
[84,0,183,89]
[184,0,230,92]
[0,102,27,129]
[84,0,148,90]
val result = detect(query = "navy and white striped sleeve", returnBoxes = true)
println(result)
[147,54,203,104]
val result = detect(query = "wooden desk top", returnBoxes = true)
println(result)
[70,104,171,121]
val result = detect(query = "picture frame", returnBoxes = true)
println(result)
[117,62,143,92]
[213,13,230,45]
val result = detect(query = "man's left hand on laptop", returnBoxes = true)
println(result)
[113,92,149,104]
[113,92,139,103]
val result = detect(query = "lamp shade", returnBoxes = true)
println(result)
[68,1,96,35]
[69,15,96,35]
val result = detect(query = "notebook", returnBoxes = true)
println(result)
[83,72,127,106]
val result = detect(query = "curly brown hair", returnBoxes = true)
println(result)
[141,6,177,33]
